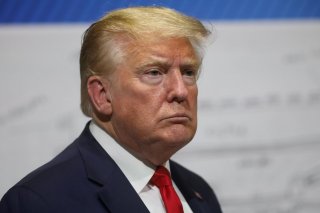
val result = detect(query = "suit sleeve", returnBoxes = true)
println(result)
[0,186,52,213]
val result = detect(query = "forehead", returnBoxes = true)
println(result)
[126,37,200,65]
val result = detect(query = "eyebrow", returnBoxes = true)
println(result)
[137,55,201,70]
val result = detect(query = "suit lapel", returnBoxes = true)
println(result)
[170,161,213,213]
[97,168,149,213]
[77,125,149,213]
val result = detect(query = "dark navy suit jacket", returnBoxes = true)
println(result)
[0,123,222,213]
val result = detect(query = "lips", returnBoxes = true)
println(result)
[162,113,191,123]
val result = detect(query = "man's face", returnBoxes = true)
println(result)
[106,37,200,164]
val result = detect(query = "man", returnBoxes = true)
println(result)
[0,7,222,213]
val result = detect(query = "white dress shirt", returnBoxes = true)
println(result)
[89,121,193,213]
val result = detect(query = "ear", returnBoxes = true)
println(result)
[87,76,112,116]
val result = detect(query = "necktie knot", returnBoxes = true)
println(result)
[150,166,172,187]
[150,166,184,213]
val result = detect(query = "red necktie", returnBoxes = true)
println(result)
[150,166,184,213]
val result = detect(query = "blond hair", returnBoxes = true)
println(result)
[80,6,210,117]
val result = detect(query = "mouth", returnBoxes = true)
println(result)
[162,113,191,123]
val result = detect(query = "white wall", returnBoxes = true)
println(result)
[1,20,320,212]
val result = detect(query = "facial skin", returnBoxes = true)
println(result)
[88,37,200,166]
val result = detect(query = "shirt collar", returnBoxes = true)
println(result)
[89,121,169,194]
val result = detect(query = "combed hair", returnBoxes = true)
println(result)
[80,6,211,117]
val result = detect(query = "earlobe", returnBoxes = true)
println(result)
[87,76,112,115]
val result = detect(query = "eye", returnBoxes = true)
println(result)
[140,68,164,85]
[183,69,196,77]
[147,69,162,76]
[182,69,198,85]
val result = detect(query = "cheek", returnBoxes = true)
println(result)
[129,84,166,112]
[189,87,198,108]
[113,86,165,123]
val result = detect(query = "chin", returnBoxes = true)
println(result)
[163,129,195,147]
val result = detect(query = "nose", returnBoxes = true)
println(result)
[166,70,188,103]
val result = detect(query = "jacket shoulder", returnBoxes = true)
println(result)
[170,160,223,212]
[0,185,52,213]
[0,125,100,213]
[170,160,212,191]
